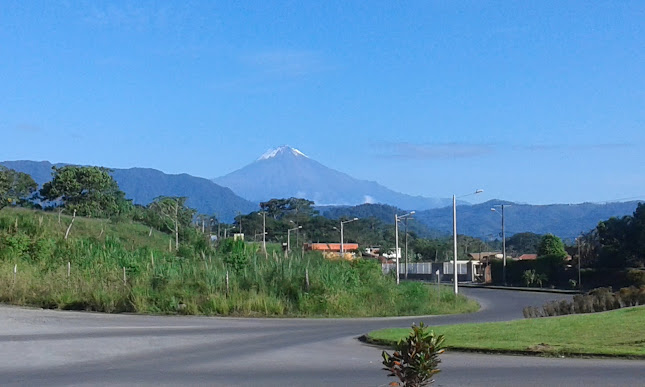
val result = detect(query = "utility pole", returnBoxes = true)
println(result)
[502,204,506,285]
[405,217,409,279]
[340,218,358,257]
[395,212,414,285]
[578,234,582,289]
[395,213,400,285]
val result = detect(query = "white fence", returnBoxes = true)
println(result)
[382,261,477,281]
[382,262,436,275]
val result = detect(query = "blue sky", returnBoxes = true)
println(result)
[2,1,644,205]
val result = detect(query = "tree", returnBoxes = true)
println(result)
[506,232,542,256]
[413,239,449,262]
[591,203,645,268]
[259,197,316,220]
[39,166,131,218]
[260,198,289,219]
[631,203,645,266]
[537,234,567,259]
[0,166,38,209]
[147,196,195,251]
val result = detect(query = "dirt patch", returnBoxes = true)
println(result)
[527,343,554,352]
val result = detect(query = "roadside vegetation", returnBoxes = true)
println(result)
[523,286,645,318]
[368,306,645,358]
[0,208,477,316]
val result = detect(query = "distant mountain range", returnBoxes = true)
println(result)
[0,160,256,222]
[319,203,444,239]
[3,154,643,239]
[325,201,642,240]
[415,200,638,240]
[414,200,644,240]
[213,145,452,210]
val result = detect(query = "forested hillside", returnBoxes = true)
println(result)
[1,160,256,222]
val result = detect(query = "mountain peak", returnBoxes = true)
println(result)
[258,145,308,161]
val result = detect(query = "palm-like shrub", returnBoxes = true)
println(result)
[382,322,445,386]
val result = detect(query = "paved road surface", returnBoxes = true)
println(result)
[1,288,643,386]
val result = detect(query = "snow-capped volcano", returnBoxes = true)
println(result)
[213,146,452,210]
[258,145,308,160]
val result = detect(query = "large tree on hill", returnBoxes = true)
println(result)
[0,166,38,209]
[40,166,132,218]
[260,198,317,220]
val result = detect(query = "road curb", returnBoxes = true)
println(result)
[361,334,645,360]
[459,283,581,294]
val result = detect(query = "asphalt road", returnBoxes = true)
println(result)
[1,287,643,386]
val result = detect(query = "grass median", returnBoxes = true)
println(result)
[367,306,645,358]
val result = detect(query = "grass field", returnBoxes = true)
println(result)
[0,208,479,317]
[367,305,645,358]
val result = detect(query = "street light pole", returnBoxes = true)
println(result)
[287,226,302,253]
[452,194,458,295]
[502,205,506,285]
[491,204,510,285]
[395,214,399,285]
[340,218,358,257]
[341,222,344,255]
[453,189,484,294]
[578,234,582,289]
[395,211,415,285]
[405,217,409,279]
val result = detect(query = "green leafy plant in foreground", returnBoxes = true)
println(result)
[382,322,445,386]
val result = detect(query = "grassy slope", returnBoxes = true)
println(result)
[0,207,172,250]
[0,208,479,317]
[368,306,645,357]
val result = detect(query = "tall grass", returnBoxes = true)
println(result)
[0,208,477,317]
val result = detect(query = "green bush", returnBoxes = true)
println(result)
[535,254,565,284]
[524,286,645,318]
[31,238,56,261]
[4,232,31,258]
[627,269,645,286]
